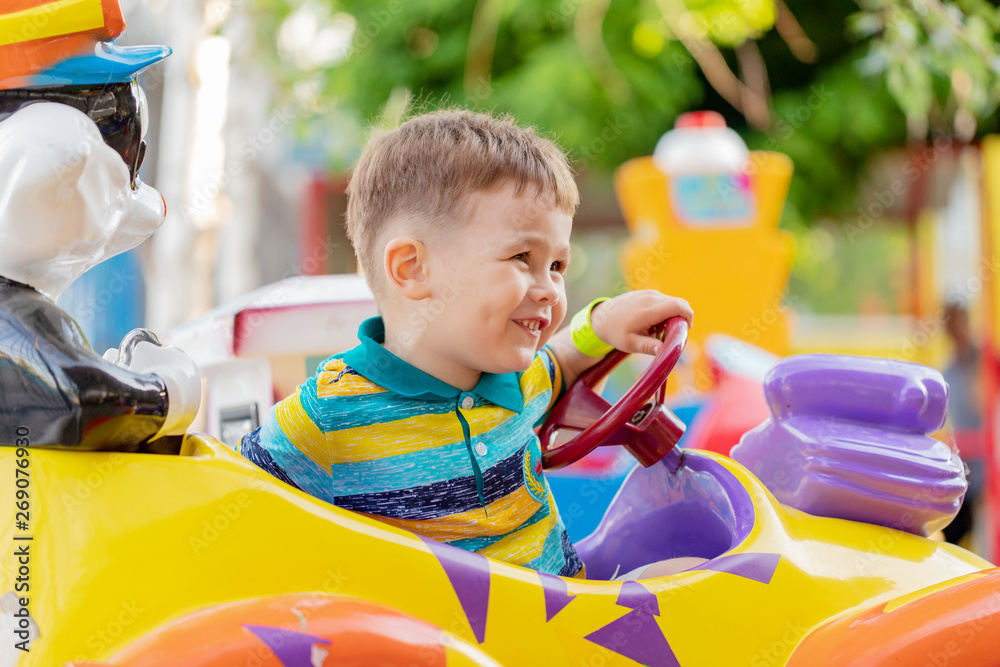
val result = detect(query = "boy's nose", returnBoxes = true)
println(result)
[530,272,560,303]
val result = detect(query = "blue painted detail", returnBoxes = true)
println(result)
[671,402,702,448]
[671,173,755,226]
[28,42,171,87]
[58,250,145,355]
[548,471,629,543]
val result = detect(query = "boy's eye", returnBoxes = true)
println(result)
[512,252,529,263]
[550,260,567,273]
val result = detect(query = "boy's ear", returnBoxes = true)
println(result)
[384,237,431,300]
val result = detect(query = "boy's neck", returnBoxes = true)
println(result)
[381,319,483,392]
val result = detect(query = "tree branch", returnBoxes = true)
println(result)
[656,0,771,129]
[465,0,503,100]
[575,0,631,104]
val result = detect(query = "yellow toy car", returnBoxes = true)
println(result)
[3,319,998,667]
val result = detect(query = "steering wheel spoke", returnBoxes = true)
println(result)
[540,318,689,470]
[543,384,611,432]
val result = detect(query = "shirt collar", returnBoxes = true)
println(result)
[341,317,525,413]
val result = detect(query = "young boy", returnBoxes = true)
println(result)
[239,109,692,578]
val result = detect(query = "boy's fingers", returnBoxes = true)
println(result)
[643,298,693,328]
[626,333,662,356]
[670,299,694,327]
[640,309,693,332]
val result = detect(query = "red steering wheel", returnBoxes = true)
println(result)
[540,317,688,470]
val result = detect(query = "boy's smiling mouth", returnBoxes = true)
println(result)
[513,318,549,335]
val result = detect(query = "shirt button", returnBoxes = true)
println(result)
[461,396,474,410]
[475,442,488,456]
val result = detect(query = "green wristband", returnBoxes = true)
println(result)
[570,297,614,357]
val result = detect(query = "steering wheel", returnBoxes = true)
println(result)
[540,317,688,470]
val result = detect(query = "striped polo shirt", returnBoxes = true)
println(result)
[239,317,584,577]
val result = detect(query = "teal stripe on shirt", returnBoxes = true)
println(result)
[299,366,553,435]
[526,515,572,574]
[258,407,342,503]
[300,385,460,432]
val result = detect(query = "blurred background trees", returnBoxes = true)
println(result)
[243,0,1000,224]
[89,0,999,343]
[197,0,995,317]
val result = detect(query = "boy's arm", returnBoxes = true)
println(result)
[547,290,693,388]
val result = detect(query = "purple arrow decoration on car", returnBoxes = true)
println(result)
[538,571,576,621]
[584,581,680,667]
[695,552,781,584]
[243,625,330,667]
[616,579,660,613]
[420,536,490,643]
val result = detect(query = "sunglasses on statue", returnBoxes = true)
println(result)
[0,81,148,189]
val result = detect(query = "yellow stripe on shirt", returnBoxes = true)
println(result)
[316,406,513,465]
[277,397,514,467]
[520,357,552,405]
[320,358,346,373]
[360,485,543,543]
[477,493,560,565]
[275,390,330,472]
[317,368,387,398]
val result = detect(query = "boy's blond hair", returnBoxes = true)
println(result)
[345,109,580,297]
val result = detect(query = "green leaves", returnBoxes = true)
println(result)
[679,0,777,46]
[242,0,999,225]
[848,0,1000,139]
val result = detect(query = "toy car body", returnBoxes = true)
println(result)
[2,429,995,666]
[1,318,996,667]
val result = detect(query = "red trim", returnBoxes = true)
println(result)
[299,175,330,276]
[979,145,1000,562]
[675,110,727,129]
[232,299,375,357]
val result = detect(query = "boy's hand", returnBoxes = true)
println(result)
[547,289,692,390]
[590,290,693,356]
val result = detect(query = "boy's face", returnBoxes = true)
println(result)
[422,183,572,379]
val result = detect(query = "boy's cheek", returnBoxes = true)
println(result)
[551,300,568,331]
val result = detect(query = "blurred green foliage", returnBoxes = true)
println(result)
[245,0,1000,231]
[848,0,1000,137]
[676,0,777,46]
[789,222,911,314]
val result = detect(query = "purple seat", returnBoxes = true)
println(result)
[574,448,756,580]
[731,354,965,536]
